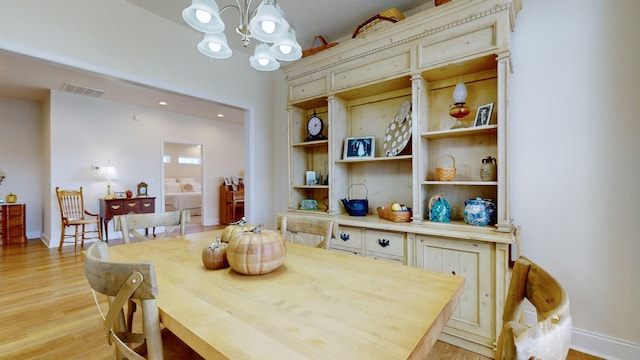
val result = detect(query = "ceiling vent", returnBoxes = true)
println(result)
[62,83,105,97]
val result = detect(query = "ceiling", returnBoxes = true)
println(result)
[0,0,431,123]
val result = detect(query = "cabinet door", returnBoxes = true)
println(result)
[415,236,492,343]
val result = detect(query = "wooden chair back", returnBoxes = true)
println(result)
[496,256,572,359]
[56,186,102,250]
[84,241,161,359]
[115,210,190,244]
[278,216,334,250]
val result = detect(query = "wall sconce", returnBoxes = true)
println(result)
[100,163,119,199]
[0,169,5,185]
[449,82,470,129]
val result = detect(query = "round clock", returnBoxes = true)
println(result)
[306,110,326,141]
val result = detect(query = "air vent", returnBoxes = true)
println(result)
[62,83,105,97]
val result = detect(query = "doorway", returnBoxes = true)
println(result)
[162,142,203,226]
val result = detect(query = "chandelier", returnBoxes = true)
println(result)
[182,0,302,71]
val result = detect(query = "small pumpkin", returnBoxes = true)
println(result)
[220,217,255,242]
[6,193,17,203]
[202,238,229,270]
[227,225,286,275]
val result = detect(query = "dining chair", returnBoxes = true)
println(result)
[115,210,190,244]
[56,186,102,251]
[277,215,334,250]
[84,241,203,360]
[495,256,572,360]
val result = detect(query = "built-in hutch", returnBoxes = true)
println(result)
[281,0,521,356]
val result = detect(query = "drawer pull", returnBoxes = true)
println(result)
[378,239,390,247]
[143,203,151,208]
[451,271,456,276]
[340,233,350,241]
[111,205,121,210]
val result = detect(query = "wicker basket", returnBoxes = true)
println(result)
[352,8,405,38]
[435,155,456,181]
[302,36,339,58]
[377,204,412,222]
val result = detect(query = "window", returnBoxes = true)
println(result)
[178,156,201,165]
[162,155,171,163]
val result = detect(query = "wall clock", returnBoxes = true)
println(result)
[305,110,327,141]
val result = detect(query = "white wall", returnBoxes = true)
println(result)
[510,0,640,358]
[0,97,43,239]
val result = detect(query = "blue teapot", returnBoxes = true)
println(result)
[464,197,496,226]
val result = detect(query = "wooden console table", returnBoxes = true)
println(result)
[99,197,155,240]
[219,185,244,224]
[1,203,27,246]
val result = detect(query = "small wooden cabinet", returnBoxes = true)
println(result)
[100,197,155,240]
[1,203,27,245]
[219,185,244,225]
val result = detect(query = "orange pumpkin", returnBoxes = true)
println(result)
[202,240,229,270]
[220,218,255,243]
[227,226,286,275]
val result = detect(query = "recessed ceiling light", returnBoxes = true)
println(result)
[159,101,168,106]
[217,113,224,118]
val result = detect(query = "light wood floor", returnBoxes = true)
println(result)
[0,219,601,359]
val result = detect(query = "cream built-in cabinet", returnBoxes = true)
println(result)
[281,0,521,357]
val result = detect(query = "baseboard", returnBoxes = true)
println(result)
[572,328,640,360]
[525,309,640,359]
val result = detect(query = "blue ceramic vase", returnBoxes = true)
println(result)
[429,195,451,223]
[464,197,496,226]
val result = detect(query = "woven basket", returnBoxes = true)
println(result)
[352,8,405,38]
[377,205,412,222]
[435,155,456,181]
[302,36,339,58]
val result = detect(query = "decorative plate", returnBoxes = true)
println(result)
[383,100,412,157]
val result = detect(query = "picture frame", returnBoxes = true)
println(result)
[223,177,232,186]
[305,171,318,185]
[474,103,494,127]
[343,136,375,159]
[114,190,126,199]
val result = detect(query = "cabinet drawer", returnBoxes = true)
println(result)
[364,230,404,257]
[107,200,126,215]
[334,226,362,251]
[123,200,141,212]
[139,198,155,213]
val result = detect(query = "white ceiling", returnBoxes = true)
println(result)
[0,0,431,123]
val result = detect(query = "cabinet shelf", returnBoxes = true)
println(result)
[292,140,328,148]
[421,125,497,139]
[422,181,498,186]
[293,185,329,189]
[336,155,412,163]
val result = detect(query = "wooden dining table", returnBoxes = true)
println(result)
[107,229,465,359]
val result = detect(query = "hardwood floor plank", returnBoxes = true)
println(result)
[0,219,602,359]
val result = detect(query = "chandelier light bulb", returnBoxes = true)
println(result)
[208,42,222,52]
[279,45,292,54]
[261,20,276,34]
[195,9,212,23]
[258,58,269,66]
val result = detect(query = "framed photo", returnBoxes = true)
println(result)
[114,190,126,199]
[223,177,232,186]
[474,103,494,127]
[305,171,317,185]
[231,176,238,185]
[343,136,375,159]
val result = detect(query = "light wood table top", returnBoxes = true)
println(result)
[108,230,465,359]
